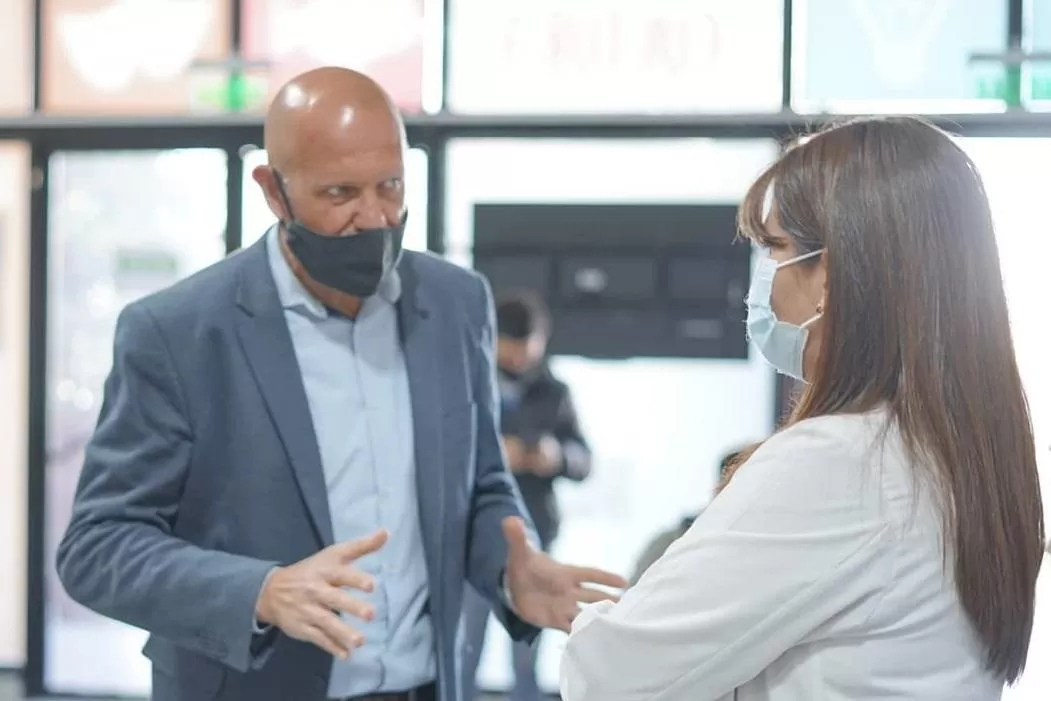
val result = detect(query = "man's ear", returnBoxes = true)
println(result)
[252,165,290,221]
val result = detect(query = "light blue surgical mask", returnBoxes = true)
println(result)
[745,247,825,382]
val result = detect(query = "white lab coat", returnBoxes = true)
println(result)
[560,410,1005,701]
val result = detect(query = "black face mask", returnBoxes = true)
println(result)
[274,173,405,298]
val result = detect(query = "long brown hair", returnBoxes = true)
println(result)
[732,116,1044,682]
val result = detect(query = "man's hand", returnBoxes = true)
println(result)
[502,517,627,632]
[526,435,562,477]
[255,530,387,660]
[503,436,529,474]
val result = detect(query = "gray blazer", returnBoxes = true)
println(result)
[55,239,538,701]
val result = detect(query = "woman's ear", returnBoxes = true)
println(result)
[814,252,829,312]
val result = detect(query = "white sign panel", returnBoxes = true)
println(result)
[447,0,783,114]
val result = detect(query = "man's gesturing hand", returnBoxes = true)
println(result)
[502,517,627,633]
[255,530,388,659]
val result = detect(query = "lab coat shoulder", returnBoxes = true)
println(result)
[705,411,897,528]
[560,411,900,701]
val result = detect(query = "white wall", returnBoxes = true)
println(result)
[0,141,30,666]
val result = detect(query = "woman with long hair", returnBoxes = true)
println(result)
[559,116,1045,700]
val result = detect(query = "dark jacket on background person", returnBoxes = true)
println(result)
[499,362,590,548]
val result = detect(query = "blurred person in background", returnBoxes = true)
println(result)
[462,291,592,701]
[559,116,1045,700]
[629,449,742,586]
[54,68,625,701]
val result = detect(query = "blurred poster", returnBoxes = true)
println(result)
[447,0,783,113]
[43,0,231,114]
[242,0,427,112]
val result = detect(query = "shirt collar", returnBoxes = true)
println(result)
[265,225,402,319]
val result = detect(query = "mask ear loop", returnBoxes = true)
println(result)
[800,297,826,329]
[270,169,298,224]
[776,247,825,269]
[781,249,826,328]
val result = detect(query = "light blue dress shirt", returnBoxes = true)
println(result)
[266,227,436,697]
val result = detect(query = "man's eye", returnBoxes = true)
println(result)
[324,186,347,197]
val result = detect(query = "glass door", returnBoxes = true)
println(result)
[43,148,228,696]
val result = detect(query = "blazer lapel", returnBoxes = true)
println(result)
[398,257,446,592]
[233,240,334,546]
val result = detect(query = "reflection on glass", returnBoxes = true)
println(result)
[792,0,1007,113]
[0,142,30,666]
[240,146,429,251]
[961,138,1051,700]
[45,149,227,696]
[241,0,440,113]
[0,0,33,113]
[447,0,782,114]
[446,138,778,692]
[42,0,232,114]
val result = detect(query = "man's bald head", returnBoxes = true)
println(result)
[252,66,407,242]
[264,67,405,174]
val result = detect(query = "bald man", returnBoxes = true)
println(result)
[56,68,625,701]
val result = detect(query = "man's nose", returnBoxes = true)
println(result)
[355,207,389,230]
[352,190,392,230]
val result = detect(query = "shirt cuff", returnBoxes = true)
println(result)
[500,570,517,615]
[252,567,279,634]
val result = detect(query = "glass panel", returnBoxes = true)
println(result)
[42,0,232,114]
[0,0,33,113]
[44,149,227,696]
[446,0,783,114]
[446,138,778,692]
[792,0,1007,113]
[0,142,30,666]
[1027,0,1051,108]
[962,137,1051,701]
[241,0,441,114]
[241,146,429,251]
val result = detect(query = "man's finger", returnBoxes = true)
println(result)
[318,586,375,622]
[327,567,375,593]
[557,604,580,633]
[312,607,363,654]
[303,623,350,661]
[569,566,628,590]
[333,530,388,562]
[573,586,620,605]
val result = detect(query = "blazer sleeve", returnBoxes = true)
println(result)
[464,272,541,643]
[559,423,896,701]
[55,302,279,673]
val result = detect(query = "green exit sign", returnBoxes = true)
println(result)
[1033,73,1051,100]
[115,249,178,277]
[194,74,268,113]
[976,72,1051,103]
